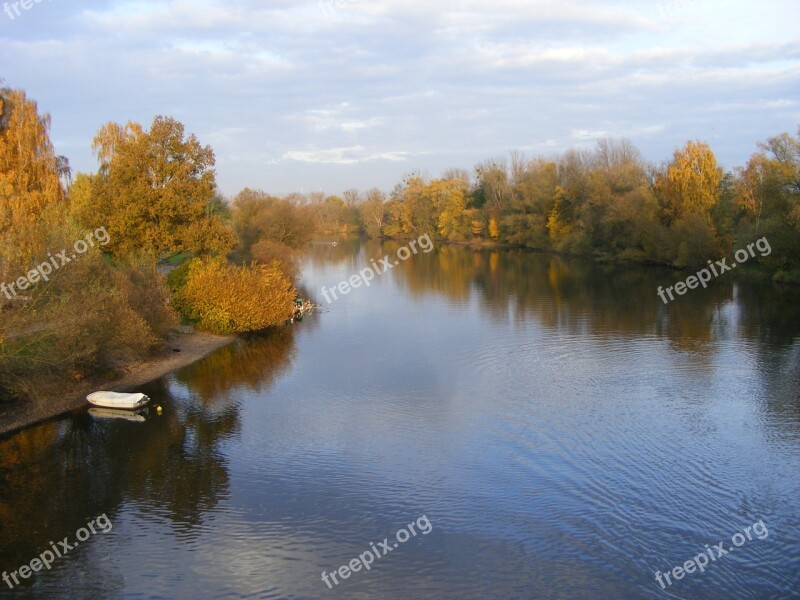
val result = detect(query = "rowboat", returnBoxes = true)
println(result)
[87,391,151,410]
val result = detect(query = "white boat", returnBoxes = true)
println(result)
[87,391,151,410]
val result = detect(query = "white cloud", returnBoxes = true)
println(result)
[283,146,412,164]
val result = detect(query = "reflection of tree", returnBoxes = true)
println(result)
[125,393,236,530]
[303,236,362,270]
[0,415,120,571]
[388,242,800,356]
[386,241,800,427]
[0,326,297,569]
[734,283,800,431]
[174,327,296,405]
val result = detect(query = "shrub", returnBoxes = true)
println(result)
[174,258,295,334]
[0,250,177,401]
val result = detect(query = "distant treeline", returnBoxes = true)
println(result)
[295,133,800,273]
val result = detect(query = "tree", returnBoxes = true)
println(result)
[342,188,361,206]
[360,189,387,238]
[759,130,800,231]
[736,154,768,232]
[734,128,800,268]
[77,116,234,258]
[0,87,65,269]
[657,141,723,223]
[430,179,470,240]
[474,158,510,210]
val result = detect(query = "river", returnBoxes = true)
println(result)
[1,239,798,599]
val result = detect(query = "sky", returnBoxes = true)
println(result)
[1,0,798,197]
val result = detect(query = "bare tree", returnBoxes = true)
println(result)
[343,188,361,206]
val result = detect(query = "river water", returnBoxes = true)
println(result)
[1,239,799,599]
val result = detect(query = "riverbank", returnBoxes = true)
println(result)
[0,329,237,438]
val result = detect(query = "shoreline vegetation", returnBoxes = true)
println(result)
[1,80,799,435]
[0,85,313,426]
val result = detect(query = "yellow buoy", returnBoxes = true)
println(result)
[156,405,163,415]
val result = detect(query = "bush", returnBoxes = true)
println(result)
[174,258,295,334]
[0,250,177,401]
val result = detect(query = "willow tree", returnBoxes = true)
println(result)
[0,87,65,271]
[76,116,234,259]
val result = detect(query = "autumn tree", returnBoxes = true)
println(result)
[360,188,387,238]
[657,141,723,224]
[0,87,65,271]
[74,116,234,258]
[736,153,769,231]
[431,178,470,240]
[231,188,315,258]
[735,129,800,268]
[474,158,510,210]
[500,159,558,247]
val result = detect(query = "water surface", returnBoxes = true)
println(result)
[1,240,799,599]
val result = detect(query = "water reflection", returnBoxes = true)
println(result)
[321,238,800,357]
[0,326,297,588]
[1,241,799,599]
[173,327,300,405]
[308,238,800,442]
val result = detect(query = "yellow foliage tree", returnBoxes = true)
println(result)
[0,87,65,270]
[658,141,722,223]
[431,179,470,240]
[75,116,234,258]
[488,217,501,240]
[175,258,295,334]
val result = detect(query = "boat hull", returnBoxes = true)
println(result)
[87,391,151,410]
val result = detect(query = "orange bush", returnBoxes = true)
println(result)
[176,258,295,334]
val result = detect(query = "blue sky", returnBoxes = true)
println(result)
[1,0,798,196]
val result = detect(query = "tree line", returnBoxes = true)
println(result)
[305,134,800,274]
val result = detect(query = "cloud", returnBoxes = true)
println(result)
[283,146,412,164]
